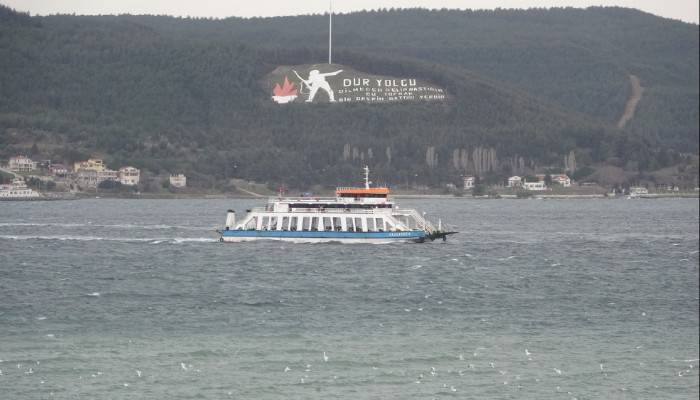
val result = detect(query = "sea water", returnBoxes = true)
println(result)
[0,198,698,399]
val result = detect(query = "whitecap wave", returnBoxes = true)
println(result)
[0,222,212,230]
[172,237,217,243]
[0,235,216,244]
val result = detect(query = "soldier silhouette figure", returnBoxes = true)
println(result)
[294,69,343,102]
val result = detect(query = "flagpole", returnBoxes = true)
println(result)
[328,0,332,64]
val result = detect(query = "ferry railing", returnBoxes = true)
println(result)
[267,196,393,203]
[394,208,437,233]
[251,207,392,215]
[250,204,438,232]
[268,196,339,203]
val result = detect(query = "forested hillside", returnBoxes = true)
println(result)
[0,5,697,189]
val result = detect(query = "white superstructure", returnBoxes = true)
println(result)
[0,178,43,200]
[219,167,455,244]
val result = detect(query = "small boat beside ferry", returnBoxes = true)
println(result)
[218,167,456,243]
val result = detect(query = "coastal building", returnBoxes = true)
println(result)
[550,174,571,187]
[99,169,118,182]
[507,176,522,188]
[74,158,105,172]
[37,160,53,169]
[522,181,547,191]
[170,174,187,188]
[75,170,100,188]
[463,176,475,190]
[118,166,140,186]
[49,163,69,177]
[75,169,118,188]
[533,173,571,187]
[8,155,37,172]
[629,186,649,195]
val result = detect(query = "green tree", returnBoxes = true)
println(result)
[473,184,487,196]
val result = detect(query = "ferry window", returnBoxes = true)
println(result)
[345,217,354,231]
[311,217,319,231]
[290,216,298,231]
[375,218,384,231]
[385,221,394,231]
[367,218,376,232]
[332,217,342,231]
[282,216,290,231]
[270,217,278,230]
[354,217,363,232]
[302,217,310,231]
[246,217,257,230]
[261,216,269,230]
[323,217,332,231]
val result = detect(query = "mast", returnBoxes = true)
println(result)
[364,165,370,189]
[328,0,332,64]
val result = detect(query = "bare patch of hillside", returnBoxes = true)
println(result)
[617,74,644,129]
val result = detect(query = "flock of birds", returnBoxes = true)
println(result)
[267,348,698,397]
[0,347,698,396]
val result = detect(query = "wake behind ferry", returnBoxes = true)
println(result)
[218,167,456,244]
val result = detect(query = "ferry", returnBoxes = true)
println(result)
[0,177,43,200]
[218,167,456,243]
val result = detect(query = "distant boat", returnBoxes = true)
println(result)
[218,167,456,244]
[0,177,44,201]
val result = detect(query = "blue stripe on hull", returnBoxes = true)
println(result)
[221,230,425,240]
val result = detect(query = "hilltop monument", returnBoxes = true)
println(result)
[294,69,343,102]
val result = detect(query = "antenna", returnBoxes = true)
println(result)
[328,0,332,64]
[364,165,370,189]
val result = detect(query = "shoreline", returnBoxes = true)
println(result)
[12,191,697,201]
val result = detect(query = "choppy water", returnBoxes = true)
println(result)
[0,198,698,399]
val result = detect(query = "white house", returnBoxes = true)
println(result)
[99,169,118,182]
[75,170,100,188]
[507,176,522,188]
[118,166,140,186]
[463,176,475,190]
[170,174,187,188]
[49,163,68,177]
[8,155,37,172]
[550,174,571,187]
[522,181,547,191]
[629,186,649,195]
[74,169,118,189]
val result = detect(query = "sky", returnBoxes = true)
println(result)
[4,0,698,24]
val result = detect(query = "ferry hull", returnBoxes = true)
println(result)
[220,230,426,244]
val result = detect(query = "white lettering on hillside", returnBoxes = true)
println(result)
[335,77,444,102]
[272,67,446,104]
